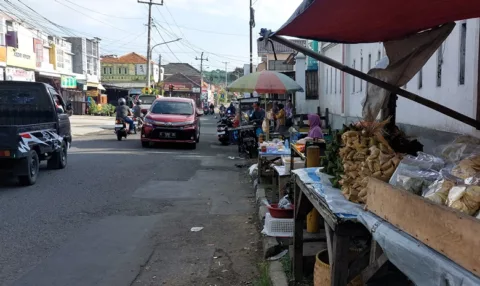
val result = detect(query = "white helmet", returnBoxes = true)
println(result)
[118,98,126,105]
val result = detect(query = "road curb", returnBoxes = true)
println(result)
[254,183,290,286]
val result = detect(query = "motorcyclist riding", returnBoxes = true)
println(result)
[132,99,144,125]
[226,102,236,116]
[115,98,135,133]
[209,102,215,114]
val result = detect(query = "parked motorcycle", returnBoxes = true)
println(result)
[217,116,234,145]
[114,118,128,141]
[237,124,258,158]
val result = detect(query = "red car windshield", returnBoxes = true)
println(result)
[139,95,156,104]
[151,101,193,115]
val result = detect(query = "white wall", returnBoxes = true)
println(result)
[319,19,480,136]
[319,43,344,115]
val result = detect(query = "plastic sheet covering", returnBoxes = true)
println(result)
[311,182,363,220]
[292,167,322,184]
[362,23,454,120]
[293,168,362,220]
[358,211,480,286]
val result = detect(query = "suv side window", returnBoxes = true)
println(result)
[48,87,65,112]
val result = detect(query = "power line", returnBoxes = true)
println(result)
[152,20,181,62]
[52,0,138,34]
[61,0,144,19]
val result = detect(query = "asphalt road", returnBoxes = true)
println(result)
[0,115,260,286]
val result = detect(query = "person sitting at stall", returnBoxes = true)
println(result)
[308,114,324,139]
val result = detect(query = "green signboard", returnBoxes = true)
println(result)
[307,40,319,70]
[61,76,77,89]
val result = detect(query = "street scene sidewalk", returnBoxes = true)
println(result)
[0,116,263,286]
[1,0,479,286]
[70,115,115,136]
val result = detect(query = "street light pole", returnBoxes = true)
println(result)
[138,0,164,89]
[148,38,181,91]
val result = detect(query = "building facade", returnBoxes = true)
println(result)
[317,19,480,137]
[101,52,159,89]
[65,37,102,89]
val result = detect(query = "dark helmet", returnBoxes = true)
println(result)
[136,100,142,105]
[118,98,126,105]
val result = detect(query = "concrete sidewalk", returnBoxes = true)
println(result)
[70,115,115,136]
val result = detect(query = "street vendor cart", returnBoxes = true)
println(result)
[258,0,480,285]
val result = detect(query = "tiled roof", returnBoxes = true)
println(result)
[101,52,155,64]
[164,73,201,87]
[257,39,307,54]
[162,63,200,77]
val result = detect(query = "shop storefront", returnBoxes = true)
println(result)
[5,46,36,82]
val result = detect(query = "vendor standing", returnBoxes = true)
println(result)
[308,114,324,139]
[250,102,265,137]
[276,103,287,133]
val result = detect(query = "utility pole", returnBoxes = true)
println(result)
[138,0,163,89]
[195,52,208,104]
[222,61,229,88]
[249,0,254,74]
[158,54,162,93]
[222,61,228,104]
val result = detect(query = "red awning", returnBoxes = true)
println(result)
[275,0,480,43]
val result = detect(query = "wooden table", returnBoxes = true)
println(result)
[271,165,290,201]
[290,143,306,171]
[293,175,370,286]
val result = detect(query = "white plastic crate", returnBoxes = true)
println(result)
[261,213,294,237]
[281,156,305,172]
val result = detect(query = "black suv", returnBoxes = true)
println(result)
[0,81,72,186]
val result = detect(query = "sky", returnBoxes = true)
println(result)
[12,0,303,72]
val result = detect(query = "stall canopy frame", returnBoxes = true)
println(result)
[259,32,480,129]
[261,0,480,129]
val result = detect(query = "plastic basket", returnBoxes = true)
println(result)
[262,213,294,237]
[267,204,294,218]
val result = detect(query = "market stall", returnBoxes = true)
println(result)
[256,1,480,285]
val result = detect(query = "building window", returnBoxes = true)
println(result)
[56,49,64,69]
[459,22,467,85]
[103,67,107,74]
[437,45,443,87]
[334,69,337,94]
[124,67,128,74]
[360,57,363,91]
[109,67,112,74]
[418,69,423,89]
[268,60,294,71]
[118,68,122,74]
[325,68,328,94]
[306,70,318,99]
[368,54,371,70]
[329,68,332,94]
[352,60,356,93]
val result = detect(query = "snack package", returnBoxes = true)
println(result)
[423,179,455,205]
[447,185,480,215]
[435,135,480,163]
[393,168,440,195]
[451,155,480,179]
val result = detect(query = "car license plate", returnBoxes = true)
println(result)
[115,124,124,128]
[159,132,176,138]
[217,131,225,135]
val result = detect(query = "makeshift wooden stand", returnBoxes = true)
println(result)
[293,176,370,286]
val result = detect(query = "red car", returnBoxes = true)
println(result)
[141,97,202,149]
